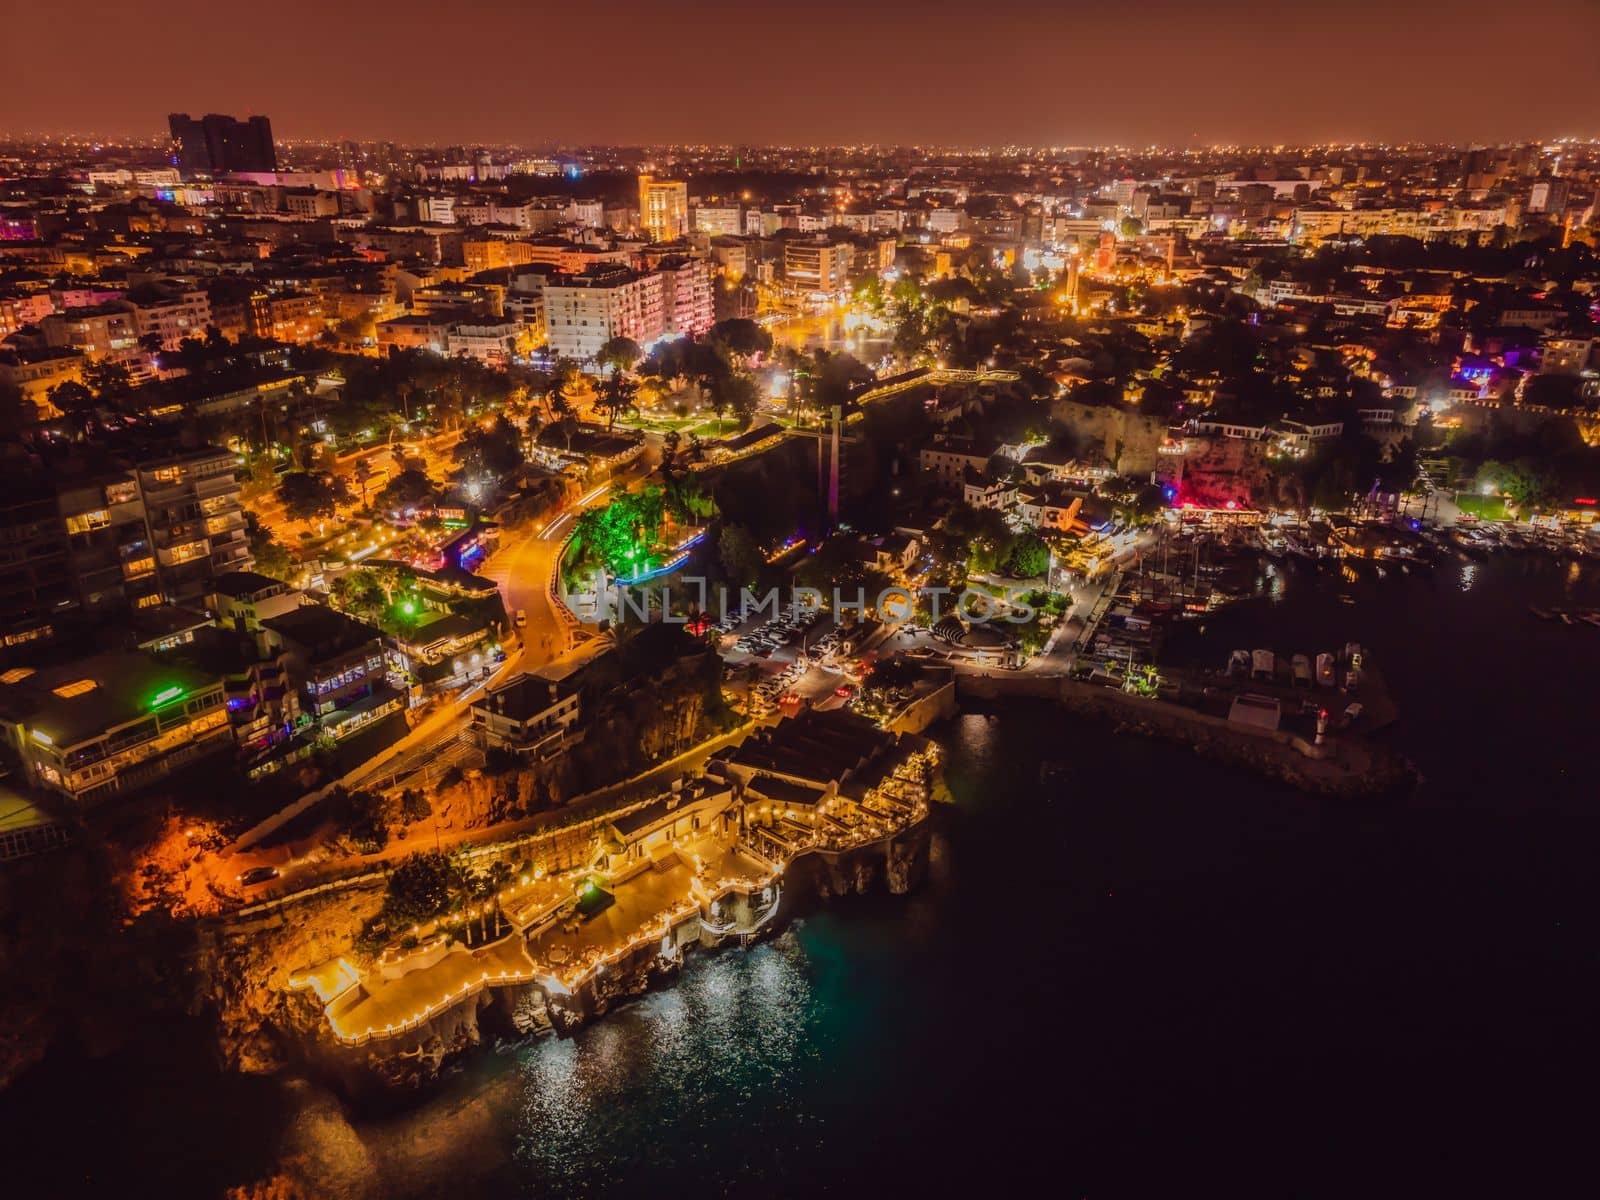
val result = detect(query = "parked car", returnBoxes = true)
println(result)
[238,866,280,887]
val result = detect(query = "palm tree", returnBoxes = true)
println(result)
[595,372,638,431]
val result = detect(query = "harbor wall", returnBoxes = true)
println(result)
[955,673,1411,796]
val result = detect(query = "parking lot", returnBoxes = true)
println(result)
[710,605,858,714]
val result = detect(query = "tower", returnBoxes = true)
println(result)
[828,404,842,526]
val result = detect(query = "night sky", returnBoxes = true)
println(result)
[4,0,1599,144]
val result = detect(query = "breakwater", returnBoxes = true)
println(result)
[956,672,1414,796]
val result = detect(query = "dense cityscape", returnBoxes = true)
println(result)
[2,107,1599,1197]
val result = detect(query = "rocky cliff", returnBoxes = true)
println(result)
[198,881,386,1076]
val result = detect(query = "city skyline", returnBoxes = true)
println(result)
[4,0,1599,146]
[1,36,1598,1193]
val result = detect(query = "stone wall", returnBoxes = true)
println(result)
[1050,398,1169,476]
[956,673,1413,797]
[887,681,959,735]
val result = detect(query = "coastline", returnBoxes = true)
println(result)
[955,671,1415,797]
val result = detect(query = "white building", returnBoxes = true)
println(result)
[446,322,519,365]
[543,267,666,362]
[693,205,743,236]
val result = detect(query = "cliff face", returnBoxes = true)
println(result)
[198,882,386,1076]
[0,843,200,1091]
[314,825,933,1093]
[805,826,930,900]
[354,997,489,1092]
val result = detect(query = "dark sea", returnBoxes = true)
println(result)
[5,556,1599,1198]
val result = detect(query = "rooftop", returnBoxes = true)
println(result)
[0,650,220,749]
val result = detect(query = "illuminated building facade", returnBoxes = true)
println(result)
[0,652,230,805]
[783,237,851,297]
[638,175,688,242]
[543,265,666,361]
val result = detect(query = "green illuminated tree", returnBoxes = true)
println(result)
[1002,530,1051,579]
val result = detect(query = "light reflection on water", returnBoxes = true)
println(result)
[512,932,819,1194]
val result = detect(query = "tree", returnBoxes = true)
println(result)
[658,429,684,482]
[275,471,349,521]
[454,414,524,481]
[376,468,438,511]
[1002,530,1051,579]
[1476,458,1553,510]
[708,318,772,361]
[595,336,641,377]
[329,567,393,626]
[710,371,761,427]
[83,360,134,398]
[717,524,764,587]
[570,488,669,576]
[663,475,715,525]
[47,379,95,414]
[352,457,376,505]
[0,382,33,435]
[546,375,575,425]
[593,372,639,431]
[382,852,465,926]
[248,519,293,580]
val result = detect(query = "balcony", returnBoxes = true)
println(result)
[157,540,209,568]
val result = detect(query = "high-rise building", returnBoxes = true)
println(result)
[1529,178,1570,214]
[0,446,248,656]
[783,237,852,297]
[543,266,666,362]
[168,112,278,176]
[638,175,688,242]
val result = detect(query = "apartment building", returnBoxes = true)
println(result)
[470,669,583,760]
[446,321,519,364]
[0,467,169,654]
[543,265,666,361]
[783,237,852,297]
[0,347,84,418]
[0,651,230,806]
[263,292,324,343]
[920,438,997,488]
[136,446,252,605]
[638,176,688,242]
[130,287,212,351]
[261,604,396,740]
[693,205,743,236]
[658,256,715,337]
[40,302,141,361]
